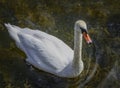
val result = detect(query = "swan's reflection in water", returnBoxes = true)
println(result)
[27,61,120,88]
[26,62,97,88]
[26,64,77,88]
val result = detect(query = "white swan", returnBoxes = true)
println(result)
[5,20,92,78]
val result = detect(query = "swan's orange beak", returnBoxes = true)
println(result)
[83,32,92,44]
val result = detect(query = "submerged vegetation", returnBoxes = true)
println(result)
[0,0,120,88]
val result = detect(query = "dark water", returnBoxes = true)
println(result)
[0,0,120,88]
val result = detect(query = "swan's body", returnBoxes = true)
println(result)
[5,20,92,78]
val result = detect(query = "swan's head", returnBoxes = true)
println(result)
[74,20,92,44]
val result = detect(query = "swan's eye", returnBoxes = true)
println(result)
[80,27,87,33]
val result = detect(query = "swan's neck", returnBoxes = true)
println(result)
[72,30,83,75]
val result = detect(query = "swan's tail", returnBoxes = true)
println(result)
[4,23,20,43]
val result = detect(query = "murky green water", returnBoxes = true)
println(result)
[0,0,120,88]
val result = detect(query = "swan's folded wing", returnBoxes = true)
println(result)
[17,32,73,73]
[20,28,73,63]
